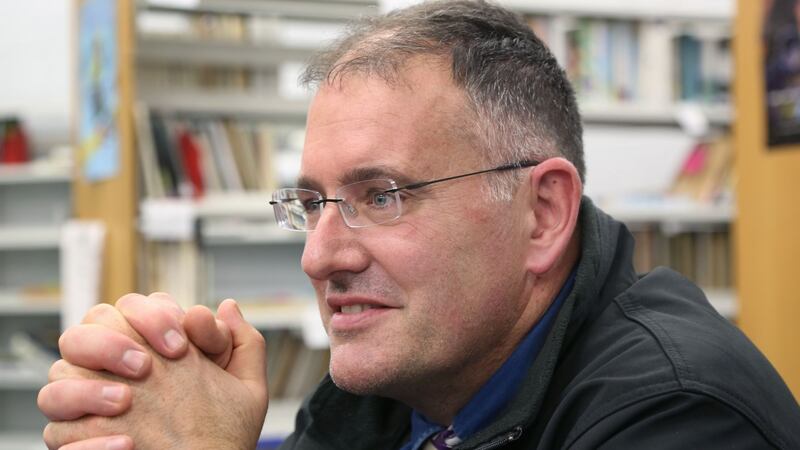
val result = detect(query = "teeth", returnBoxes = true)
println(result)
[340,304,375,314]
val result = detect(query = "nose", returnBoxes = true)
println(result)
[301,201,370,282]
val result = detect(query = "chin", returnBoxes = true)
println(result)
[327,347,399,396]
[329,360,380,395]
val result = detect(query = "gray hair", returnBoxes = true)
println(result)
[301,0,585,200]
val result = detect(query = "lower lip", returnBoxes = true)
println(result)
[330,307,393,331]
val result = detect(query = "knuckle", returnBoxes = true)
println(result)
[42,422,57,449]
[39,380,67,411]
[115,292,148,310]
[58,326,76,351]
[148,291,173,301]
[148,292,186,316]
[82,303,117,324]
[37,384,51,413]
[48,359,71,381]
[43,414,115,449]
[58,328,85,359]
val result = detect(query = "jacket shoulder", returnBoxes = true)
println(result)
[536,267,799,449]
[610,267,799,448]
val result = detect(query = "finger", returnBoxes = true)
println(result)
[38,379,131,421]
[216,299,267,400]
[184,305,233,368]
[81,303,147,346]
[59,325,151,379]
[48,358,116,383]
[115,292,188,359]
[44,415,113,450]
[58,435,133,450]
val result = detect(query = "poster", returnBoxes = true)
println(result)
[78,0,119,181]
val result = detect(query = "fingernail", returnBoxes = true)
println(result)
[164,329,185,352]
[121,350,147,374]
[232,301,244,319]
[102,385,125,403]
[106,436,130,450]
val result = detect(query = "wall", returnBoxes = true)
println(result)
[734,0,800,399]
[0,0,72,152]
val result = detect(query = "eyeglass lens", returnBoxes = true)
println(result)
[271,179,402,231]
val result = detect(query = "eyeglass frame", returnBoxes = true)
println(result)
[268,159,540,231]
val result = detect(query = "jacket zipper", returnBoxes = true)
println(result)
[470,426,523,450]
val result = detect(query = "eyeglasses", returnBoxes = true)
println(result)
[269,160,540,231]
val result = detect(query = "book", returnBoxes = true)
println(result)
[134,103,166,198]
[177,127,205,198]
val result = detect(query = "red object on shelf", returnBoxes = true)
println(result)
[0,121,30,164]
[178,129,205,198]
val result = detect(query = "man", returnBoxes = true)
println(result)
[39,1,800,449]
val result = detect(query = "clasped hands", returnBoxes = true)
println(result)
[37,293,268,450]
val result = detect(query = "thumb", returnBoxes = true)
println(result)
[216,299,268,400]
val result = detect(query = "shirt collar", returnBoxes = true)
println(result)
[402,268,577,450]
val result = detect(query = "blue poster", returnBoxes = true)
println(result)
[78,0,119,181]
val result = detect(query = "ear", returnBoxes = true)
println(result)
[524,157,582,275]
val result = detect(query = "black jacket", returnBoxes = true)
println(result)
[280,198,800,449]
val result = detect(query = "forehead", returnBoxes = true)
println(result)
[299,58,480,191]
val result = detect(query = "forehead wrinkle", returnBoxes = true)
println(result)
[296,164,418,196]
[339,165,417,187]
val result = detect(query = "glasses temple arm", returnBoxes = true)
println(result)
[386,159,539,193]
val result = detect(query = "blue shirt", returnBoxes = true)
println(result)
[400,269,577,450]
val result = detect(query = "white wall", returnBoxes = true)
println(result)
[0,0,72,152]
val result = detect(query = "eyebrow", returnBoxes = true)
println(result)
[296,165,418,194]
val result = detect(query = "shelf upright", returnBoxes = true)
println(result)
[73,0,138,302]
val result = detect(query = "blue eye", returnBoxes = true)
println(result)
[303,199,322,213]
[369,191,394,209]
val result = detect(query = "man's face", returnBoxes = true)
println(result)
[299,59,533,399]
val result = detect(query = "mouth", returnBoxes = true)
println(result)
[339,304,381,314]
[327,298,396,332]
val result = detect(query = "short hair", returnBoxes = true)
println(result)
[301,0,585,200]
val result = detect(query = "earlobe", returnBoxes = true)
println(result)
[524,158,582,275]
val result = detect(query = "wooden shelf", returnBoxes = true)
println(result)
[237,301,328,348]
[237,301,314,331]
[140,194,284,240]
[599,198,734,225]
[500,0,734,21]
[194,192,275,218]
[0,364,48,390]
[140,89,309,120]
[0,296,59,316]
[0,226,61,250]
[0,163,71,186]
[137,36,316,69]
[202,221,304,246]
[260,397,303,442]
[0,432,47,450]
[580,102,733,126]
[705,288,737,319]
[139,0,378,22]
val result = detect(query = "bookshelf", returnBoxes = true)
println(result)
[512,1,737,321]
[499,0,734,21]
[0,160,68,440]
[124,4,341,436]
[598,194,736,319]
[103,0,739,442]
